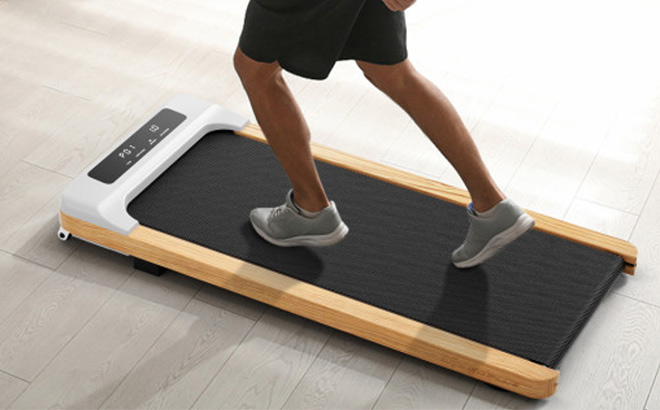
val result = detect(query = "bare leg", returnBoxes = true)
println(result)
[356,59,505,213]
[234,47,329,212]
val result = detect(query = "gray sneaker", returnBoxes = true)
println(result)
[249,190,349,247]
[452,199,535,268]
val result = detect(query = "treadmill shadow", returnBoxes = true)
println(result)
[431,263,490,345]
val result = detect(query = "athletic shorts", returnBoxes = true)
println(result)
[238,0,408,80]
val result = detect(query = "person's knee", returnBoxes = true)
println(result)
[357,59,414,93]
[233,47,281,89]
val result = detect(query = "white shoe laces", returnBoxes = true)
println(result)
[269,205,291,221]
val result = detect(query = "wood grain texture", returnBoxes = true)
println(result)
[504,132,598,220]
[322,86,412,163]
[1,194,79,270]
[100,298,255,410]
[0,371,27,409]
[374,357,475,410]
[617,172,660,306]
[0,252,52,326]
[237,124,638,272]
[564,199,638,243]
[22,58,186,177]
[0,2,62,80]
[575,67,660,216]
[11,270,200,409]
[464,294,660,410]
[647,367,660,410]
[32,23,114,101]
[281,331,401,410]
[59,212,561,399]
[192,309,332,409]
[503,76,620,219]
[194,283,268,322]
[0,245,133,381]
[463,70,557,191]
[0,80,81,180]
[0,7,113,101]
[0,162,70,247]
[22,5,241,178]
[383,122,451,182]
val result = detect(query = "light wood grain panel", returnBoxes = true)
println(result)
[0,371,27,409]
[237,124,637,272]
[464,71,557,190]
[374,357,475,410]
[0,1,61,57]
[437,71,508,135]
[0,14,117,101]
[464,294,660,410]
[282,331,401,410]
[11,270,200,409]
[100,298,254,410]
[7,0,232,101]
[577,106,660,215]
[2,0,81,28]
[195,283,267,322]
[167,49,252,121]
[505,136,597,221]
[382,123,451,182]
[24,28,236,177]
[26,48,200,177]
[647,367,660,410]
[0,252,52,327]
[1,193,79,270]
[616,172,660,305]
[56,0,121,34]
[0,245,133,381]
[0,162,70,241]
[0,83,88,180]
[60,212,561,399]
[564,199,638,243]
[192,309,332,409]
[20,2,235,176]
[35,23,115,101]
[23,100,137,178]
[323,87,412,163]
[504,78,620,217]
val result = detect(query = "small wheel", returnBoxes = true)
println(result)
[58,227,71,241]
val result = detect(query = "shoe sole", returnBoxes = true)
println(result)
[252,222,349,247]
[453,214,535,269]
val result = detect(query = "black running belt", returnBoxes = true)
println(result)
[128,131,623,368]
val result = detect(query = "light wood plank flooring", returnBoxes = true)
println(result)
[1,0,660,408]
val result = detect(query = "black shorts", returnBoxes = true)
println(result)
[238,0,408,80]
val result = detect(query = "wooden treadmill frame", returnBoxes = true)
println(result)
[59,124,637,399]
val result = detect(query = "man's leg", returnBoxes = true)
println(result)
[357,59,534,267]
[356,59,505,213]
[234,47,349,247]
[234,47,330,212]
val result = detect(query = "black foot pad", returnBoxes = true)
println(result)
[133,257,166,276]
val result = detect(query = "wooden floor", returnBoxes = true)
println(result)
[1,0,659,408]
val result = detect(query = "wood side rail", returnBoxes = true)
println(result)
[60,211,559,399]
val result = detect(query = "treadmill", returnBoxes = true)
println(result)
[58,95,637,399]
